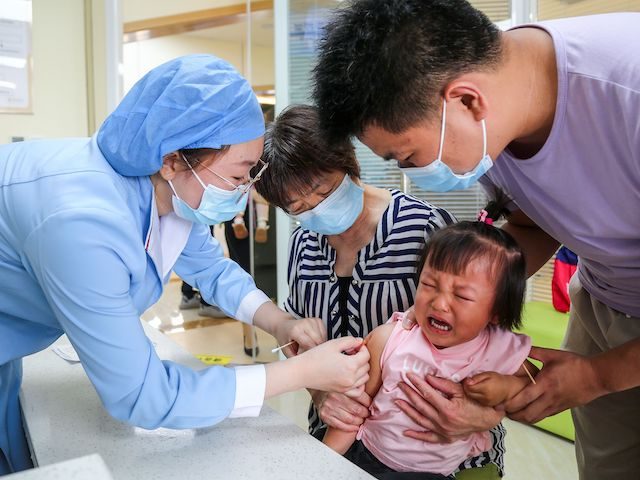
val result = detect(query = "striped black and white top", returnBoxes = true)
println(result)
[283,189,505,476]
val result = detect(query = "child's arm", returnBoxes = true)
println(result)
[323,322,395,454]
[462,360,539,408]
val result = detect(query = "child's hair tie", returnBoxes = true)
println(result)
[477,209,494,225]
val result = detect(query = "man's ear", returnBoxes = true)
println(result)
[443,77,489,122]
[158,151,181,181]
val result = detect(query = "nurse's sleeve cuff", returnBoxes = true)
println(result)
[228,364,266,418]
[234,289,271,324]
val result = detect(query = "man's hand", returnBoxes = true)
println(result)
[313,390,372,432]
[505,347,606,423]
[396,373,504,443]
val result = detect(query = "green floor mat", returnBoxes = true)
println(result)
[455,463,500,479]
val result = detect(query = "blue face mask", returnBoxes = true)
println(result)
[292,174,364,235]
[401,99,493,192]
[169,158,248,225]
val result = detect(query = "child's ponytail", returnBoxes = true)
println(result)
[478,189,512,225]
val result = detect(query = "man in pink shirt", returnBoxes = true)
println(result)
[312,1,640,479]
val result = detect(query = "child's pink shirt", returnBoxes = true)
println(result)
[357,311,531,475]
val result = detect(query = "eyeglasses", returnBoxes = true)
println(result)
[186,155,269,204]
[240,159,269,195]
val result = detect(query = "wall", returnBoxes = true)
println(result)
[123,35,274,93]
[539,0,640,20]
[87,0,123,133]
[123,0,245,23]
[0,0,89,143]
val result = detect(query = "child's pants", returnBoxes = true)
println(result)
[565,274,640,480]
[344,440,453,480]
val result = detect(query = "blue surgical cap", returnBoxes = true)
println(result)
[97,54,265,176]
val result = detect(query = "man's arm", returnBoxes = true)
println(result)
[501,209,560,277]
[506,340,640,423]
[593,337,640,393]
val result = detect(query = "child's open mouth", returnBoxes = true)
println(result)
[428,316,452,333]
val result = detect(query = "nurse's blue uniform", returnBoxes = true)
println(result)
[0,55,269,473]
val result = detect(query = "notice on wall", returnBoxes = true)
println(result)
[0,0,32,113]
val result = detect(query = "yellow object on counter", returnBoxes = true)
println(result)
[196,354,233,365]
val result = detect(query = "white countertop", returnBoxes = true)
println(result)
[6,454,113,479]
[20,322,374,479]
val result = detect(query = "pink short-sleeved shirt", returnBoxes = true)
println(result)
[357,312,531,475]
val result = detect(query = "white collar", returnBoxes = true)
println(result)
[145,199,192,279]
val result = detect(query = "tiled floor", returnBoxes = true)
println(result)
[142,277,578,479]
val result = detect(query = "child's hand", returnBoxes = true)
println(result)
[463,372,510,407]
[401,306,417,330]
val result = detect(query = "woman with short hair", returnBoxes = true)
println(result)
[256,104,508,477]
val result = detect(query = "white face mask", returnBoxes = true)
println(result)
[401,99,493,192]
[291,174,365,235]
[168,154,250,225]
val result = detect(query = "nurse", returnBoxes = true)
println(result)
[0,55,369,474]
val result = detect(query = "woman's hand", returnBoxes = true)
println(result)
[312,390,372,432]
[396,372,504,443]
[505,347,606,423]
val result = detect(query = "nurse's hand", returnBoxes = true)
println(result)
[312,390,371,432]
[265,337,369,400]
[252,302,326,356]
[396,373,503,443]
[274,316,327,357]
[302,337,370,396]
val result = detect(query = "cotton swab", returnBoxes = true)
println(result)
[271,337,368,354]
[521,362,537,385]
[271,340,296,353]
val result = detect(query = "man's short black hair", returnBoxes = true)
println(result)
[254,104,360,211]
[313,0,502,142]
